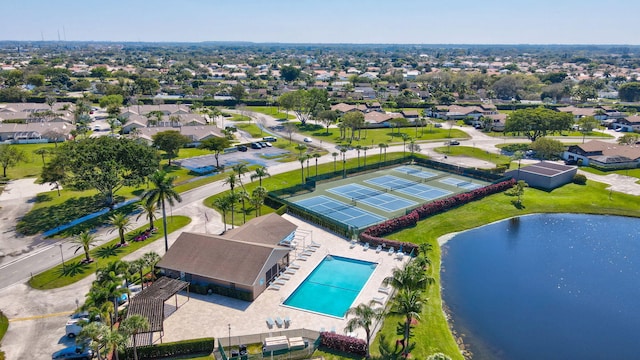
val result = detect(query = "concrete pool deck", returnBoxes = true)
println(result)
[160,214,410,343]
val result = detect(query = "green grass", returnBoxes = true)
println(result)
[370,180,640,359]
[579,166,640,179]
[294,124,469,147]
[235,123,267,138]
[2,143,58,179]
[0,310,6,360]
[29,216,191,290]
[482,129,613,139]
[247,106,296,120]
[204,152,410,225]
[433,146,513,165]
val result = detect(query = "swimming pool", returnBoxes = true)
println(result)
[283,255,377,318]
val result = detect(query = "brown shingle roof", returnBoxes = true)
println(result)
[223,213,296,245]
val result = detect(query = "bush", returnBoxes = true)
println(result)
[320,332,366,356]
[127,337,215,359]
[501,143,530,153]
[572,174,587,185]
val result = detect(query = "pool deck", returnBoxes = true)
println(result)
[160,214,410,343]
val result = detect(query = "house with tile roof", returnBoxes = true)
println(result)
[564,140,640,169]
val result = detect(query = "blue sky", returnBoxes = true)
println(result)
[1,0,638,44]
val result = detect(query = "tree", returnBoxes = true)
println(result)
[103,327,126,360]
[530,137,565,160]
[230,83,246,101]
[152,130,190,166]
[141,170,182,252]
[344,301,385,359]
[283,122,298,143]
[71,230,99,263]
[280,65,301,82]
[508,180,528,207]
[342,111,365,142]
[427,353,453,360]
[199,137,231,169]
[250,186,267,217]
[108,213,132,247]
[78,322,109,360]
[295,144,307,156]
[223,172,239,227]
[142,252,161,281]
[136,200,158,232]
[120,315,150,360]
[40,158,65,196]
[618,82,640,102]
[298,156,307,184]
[312,153,321,176]
[238,190,250,224]
[378,143,388,163]
[250,166,270,187]
[383,262,434,292]
[51,137,159,207]
[389,289,424,358]
[232,163,249,191]
[332,152,339,172]
[134,77,160,95]
[618,133,640,145]
[33,147,50,165]
[318,109,339,134]
[99,94,124,116]
[0,144,26,177]
[213,195,233,232]
[278,89,329,125]
[577,116,600,143]
[505,107,573,141]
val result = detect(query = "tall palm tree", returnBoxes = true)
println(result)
[344,301,385,358]
[213,195,233,232]
[108,212,132,246]
[355,145,362,167]
[378,143,388,164]
[103,327,126,360]
[389,289,424,357]
[223,172,238,227]
[71,230,99,263]
[238,190,250,224]
[250,186,268,217]
[298,155,306,184]
[312,153,321,177]
[225,192,240,229]
[136,201,158,232]
[128,258,146,289]
[79,322,108,360]
[332,152,339,172]
[250,166,270,187]
[383,262,434,292]
[362,146,369,168]
[141,170,182,252]
[232,163,249,190]
[142,252,161,282]
[121,315,150,360]
[295,144,307,156]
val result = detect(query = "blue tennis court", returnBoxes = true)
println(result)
[294,195,386,229]
[366,175,452,201]
[439,177,483,190]
[327,183,417,212]
[394,165,438,179]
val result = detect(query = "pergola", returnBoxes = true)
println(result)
[126,277,189,345]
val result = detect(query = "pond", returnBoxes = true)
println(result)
[441,214,640,360]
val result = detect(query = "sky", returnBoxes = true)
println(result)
[1,0,639,45]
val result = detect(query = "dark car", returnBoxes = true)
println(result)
[263,136,277,142]
[446,140,460,145]
[250,142,262,149]
[237,145,248,152]
[52,345,94,360]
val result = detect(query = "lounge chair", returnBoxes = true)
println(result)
[372,296,386,304]
[375,245,383,253]
[363,243,370,251]
[279,274,291,281]
[274,279,286,286]
[310,240,322,248]
[305,246,317,252]
[269,283,281,290]
[289,263,301,270]
[284,316,291,327]
[396,250,404,260]
[275,317,284,328]
[387,246,395,255]
[330,326,336,333]
[285,268,297,275]
[378,286,391,294]
[295,255,308,261]
[349,239,357,249]
[302,250,313,256]
[266,317,275,328]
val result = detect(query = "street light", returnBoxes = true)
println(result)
[228,323,231,349]
[58,243,66,270]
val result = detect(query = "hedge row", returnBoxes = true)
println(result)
[125,337,215,360]
[190,283,253,302]
[360,179,516,253]
[320,332,366,356]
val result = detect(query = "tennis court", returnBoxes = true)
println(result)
[439,177,483,190]
[394,165,438,179]
[327,183,417,212]
[365,175,452,201]
[294,195,386,229]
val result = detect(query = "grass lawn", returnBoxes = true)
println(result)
[1,143,58,179]
[482,130,613,139]
[29,216,191,290]
[433,146,513,166]
[204,152,411,226]
[0,310,6,360]
[369,180,640,359]
[235,122,267,138]
[295,123,469,147]
[579,166,640,180]
[247,106,296,120]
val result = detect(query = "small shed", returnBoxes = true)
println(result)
[505,161,577,190]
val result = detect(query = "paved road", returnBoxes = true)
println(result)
[0,112,629,359]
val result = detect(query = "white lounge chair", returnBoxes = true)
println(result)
[274,279,286,286]
[269,284,281,291]
[378,286,391,294]
[302,250,314,256]
[289,263,301,270]
[305,246,317,252]
[275,316,284,328]
[310,240,322,248]
[372,296,386,304]
[387,246,395,255]
[396,250,404,260]
[266,317,275,328]
[375,245,383,253]
[363,243,370,251]
[284,316,291,327]
[279,274,291,281]
[295,255,308,261]
[285,268,297,275]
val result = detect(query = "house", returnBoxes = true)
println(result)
[564,140,640,170]
[156,213,297,301]
[505,161,577,190]
[401,110,420,120]
[0,122,74,143]
[133,125,223,144]
[364,111,402,126]
[556,106,605,120]
[612,115,640,133]
[432,105,483,120]
[331,103,365,114]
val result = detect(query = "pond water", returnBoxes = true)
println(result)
[441,214,640,360]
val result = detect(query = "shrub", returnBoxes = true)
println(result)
[126,337,215,359]
[320,332,366,356]
[572,174,587,185]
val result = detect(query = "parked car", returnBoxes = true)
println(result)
[65,319,84,338]
[445,140,460,145]
[264,142,272,147]
[237,145,248,152]
[258,142,268,148]
[52,344,94,360]
[250,143,262,149]
[263,136,277,142]
[434,123,443,128]
[303,137,313,143]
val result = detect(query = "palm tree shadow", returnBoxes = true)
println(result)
[95,244,123,259]
[57,261,89,277]
[511,200,525,209]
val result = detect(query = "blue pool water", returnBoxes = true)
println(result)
[283,255,377,317]
[442,214,640,360]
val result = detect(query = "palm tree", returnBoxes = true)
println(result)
[225,192,240,229]
[332,152,339,172]
[141,170,182,253]
[362,146,369,168]
[312,153,321,177]
[295,144,307,156]
[383,262,434,292]
[121,315,150,360]
[251,186,268,217]
[128,258,146,289]
[389,289,424,358]
[379,143,389,164]
[79,322,108,360]
[232,163,249,190]
[298,155,307,184]
[213,195,233,232]
[401,134,410,158]
[344,301,385,358]
[223,172,238,227]
[355,145,362,167]
[142,252,161,283]
[136,201,158,232]
[340,147,348,177]
[71,230,99,263]
[238,190,250,224]
[103,327,126,360]
[250,166,270,187]
[108,213,132,247]
[33,147,49,165]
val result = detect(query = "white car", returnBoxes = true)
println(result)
[264,142,272,147]
[303,137,313,143]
